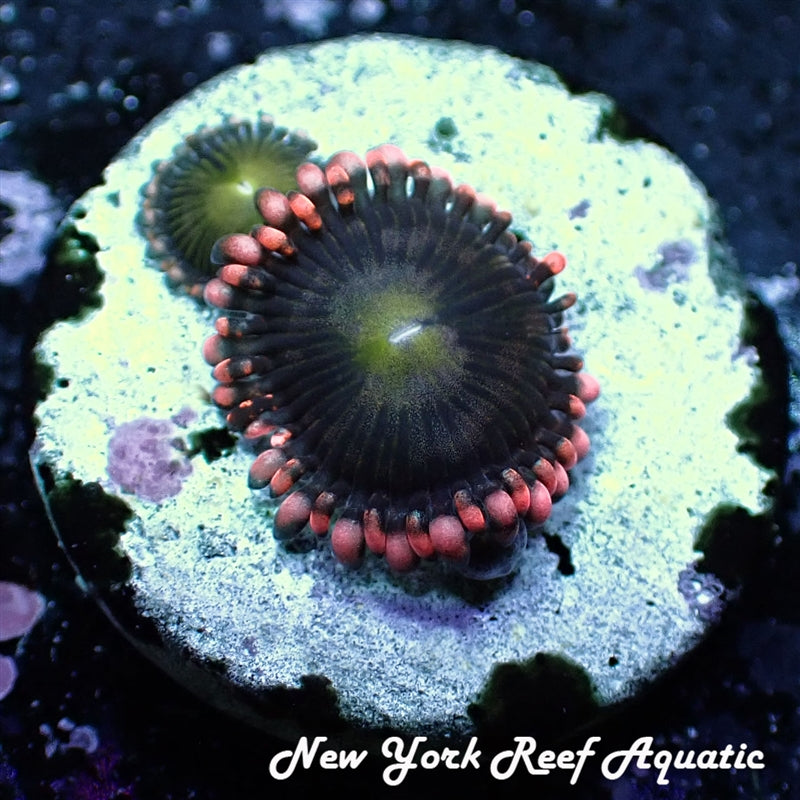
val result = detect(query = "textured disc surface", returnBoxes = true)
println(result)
[30,36,776,738]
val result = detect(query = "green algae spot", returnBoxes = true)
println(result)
[469,652,601,742]
[593,102,636,142]
[258,674,345,734]
[726,294,790,474]
[187,426,238,463]
[24,220,103,405]
[38,221,103,324]
[428,115,467,157]
[29,356,56,408]
[38,466,133,591]
[693,505,775,589]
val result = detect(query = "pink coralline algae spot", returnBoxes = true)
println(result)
[0,655,18,700]
[0,581,45,700]
[0,581,45,641]
[106,417,193,502]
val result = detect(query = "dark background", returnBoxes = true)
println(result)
[1,1,798,798]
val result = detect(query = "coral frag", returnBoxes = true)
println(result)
[203,145,599,578]
[140,114,316,298]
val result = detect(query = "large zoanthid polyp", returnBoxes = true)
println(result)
[203,144,599,579]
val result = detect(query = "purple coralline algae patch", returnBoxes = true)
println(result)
[635,238,698,291]
[0,581,45,641]
[169,405,197,428]
[677,564,730,623]
[106,417,192,502]
[567,198,591,220]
